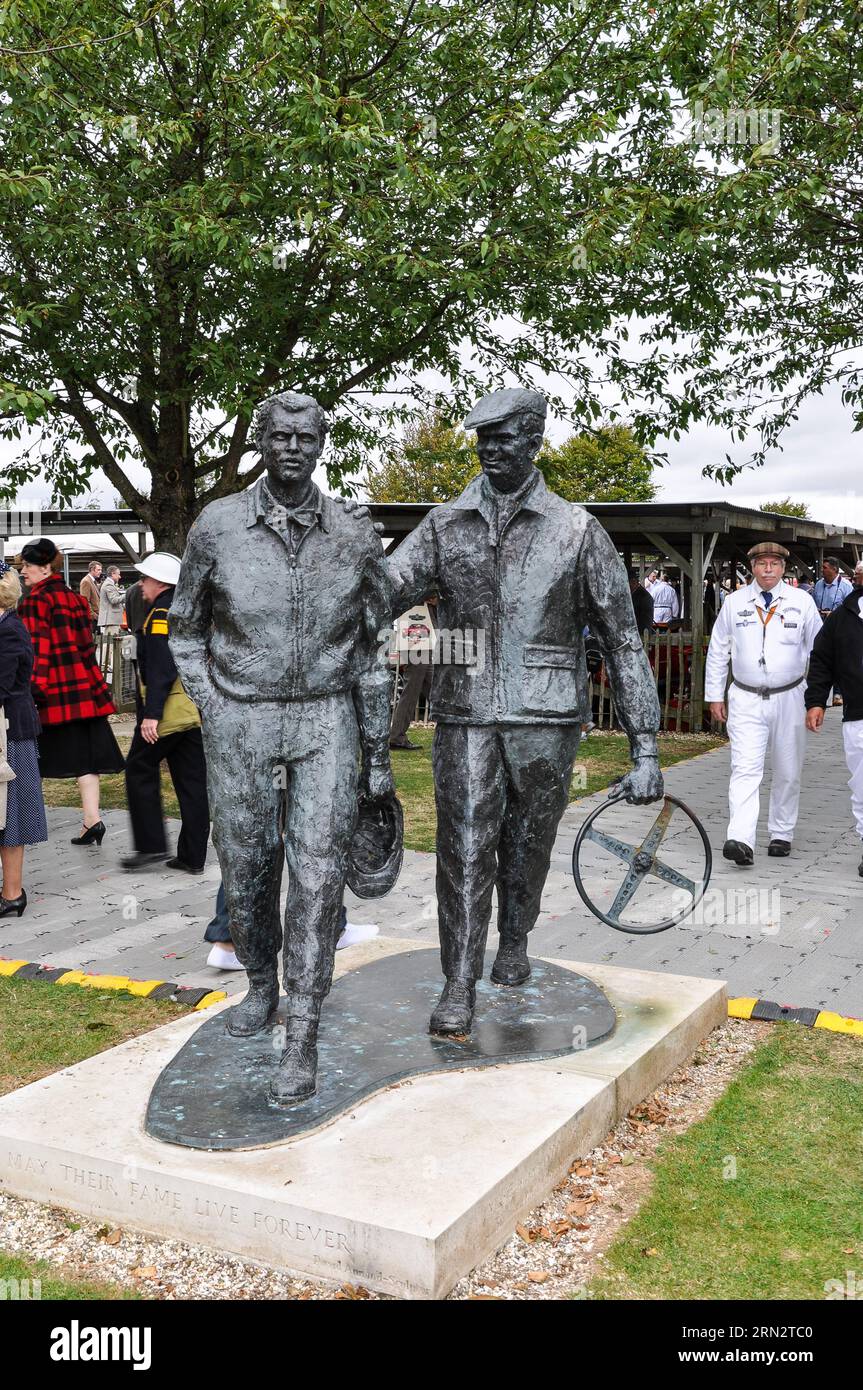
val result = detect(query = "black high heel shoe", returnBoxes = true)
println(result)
[0,890,27,918]
[71,820,106,846]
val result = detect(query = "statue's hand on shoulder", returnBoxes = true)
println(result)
[609,758,664,806]
[334,497,384,535]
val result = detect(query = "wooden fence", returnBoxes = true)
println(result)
[590,629,719,734]
[95,633,138,714]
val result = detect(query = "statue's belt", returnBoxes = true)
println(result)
[731,674,804,700]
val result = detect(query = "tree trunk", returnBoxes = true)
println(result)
[148,498,197,554]
[147,456,199,555]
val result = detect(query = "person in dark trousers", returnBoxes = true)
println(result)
[805,583,863,878]
[204,883,377,970]
[121,552,210,874]
[389,597,437,750]
[627,567,654,637]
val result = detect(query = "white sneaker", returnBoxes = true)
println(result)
[206,944,245,971]
[336,922,379,951]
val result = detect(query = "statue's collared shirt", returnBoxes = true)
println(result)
[169,477,391,706]
[475,467,544,548]
[257,479,325,557]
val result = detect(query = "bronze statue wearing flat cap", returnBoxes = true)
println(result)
[388,387,664,1036]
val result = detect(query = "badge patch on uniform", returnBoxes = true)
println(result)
[782,621,798,629]
[739,609,754,617]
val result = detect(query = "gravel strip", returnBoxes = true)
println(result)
[0,1018,764,1301]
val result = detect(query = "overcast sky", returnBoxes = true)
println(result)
[649,382,863,529]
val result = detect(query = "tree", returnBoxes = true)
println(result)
[537,426,656,502]
[760,498,811,519]
[600,1,863,480]
[0,0,687,550]
[368,416,654,503]
[366,413,478,503]
[6,6,854,549]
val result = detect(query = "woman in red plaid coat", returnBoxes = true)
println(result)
[18,538,124,846]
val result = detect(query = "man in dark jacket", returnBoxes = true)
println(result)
[120,552,209,874]
[628,567,654,637]
[123,577,148,635]
[805,584,863,877]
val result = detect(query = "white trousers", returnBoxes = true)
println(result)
[842,720,863,839]
[726,683,807,848]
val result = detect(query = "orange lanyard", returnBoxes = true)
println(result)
[755,599,778,666]
[755,602,778,629]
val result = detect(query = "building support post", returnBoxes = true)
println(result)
[690,532,705,733]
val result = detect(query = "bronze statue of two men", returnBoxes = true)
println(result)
[170,388,663,1105]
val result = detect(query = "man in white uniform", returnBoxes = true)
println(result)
[648,571,680,626]
[705,541,822,866]
[805,579,863,879]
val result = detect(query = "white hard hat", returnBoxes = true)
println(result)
[134,551,182,585]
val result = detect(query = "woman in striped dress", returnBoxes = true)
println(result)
[0,559,48,918]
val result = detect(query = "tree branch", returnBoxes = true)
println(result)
[58,378,151,517]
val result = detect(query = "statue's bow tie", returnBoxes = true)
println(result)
[269,506,318,527]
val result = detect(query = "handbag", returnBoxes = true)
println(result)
[137,602,200,737]
[138,677,201,737]
[0,706,15,783]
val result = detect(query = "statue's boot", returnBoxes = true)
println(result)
[225,969,280,1038]
[490,933,531,987]
[429,979,476,1037]
[270,996,321,1104]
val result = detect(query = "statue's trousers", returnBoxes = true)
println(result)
[432,722,582,984]
[201,689,359,1000]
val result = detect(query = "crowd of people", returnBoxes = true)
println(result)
[625,556,863,647]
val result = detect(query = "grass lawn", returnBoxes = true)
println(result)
[0,1250,136,1301]
[589,1024,863,1300]
[0,975,188,1097]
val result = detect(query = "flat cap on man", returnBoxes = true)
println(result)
[463,388,547,432]
[748,541,790,561]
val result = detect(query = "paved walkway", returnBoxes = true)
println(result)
[2,713,861,1014]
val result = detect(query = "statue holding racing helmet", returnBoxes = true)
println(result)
[169,390,400,1105]
[388,388,664,1037]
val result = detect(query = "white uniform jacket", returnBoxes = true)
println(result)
[649,580,680,625]
[705,580,822,701]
